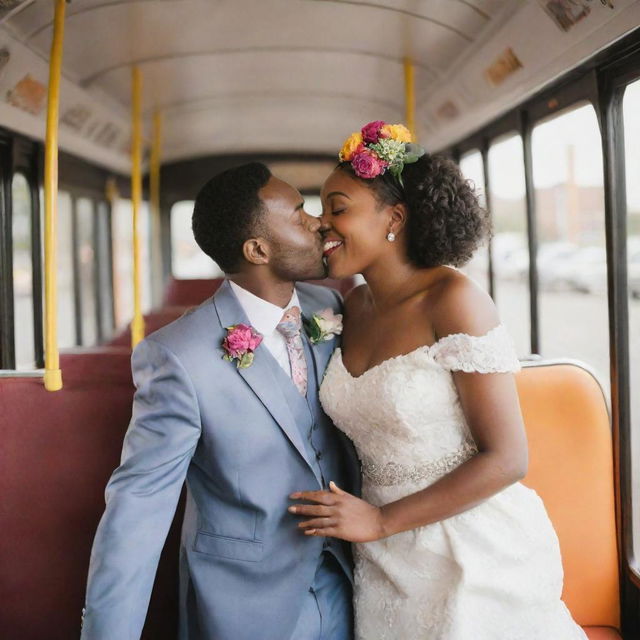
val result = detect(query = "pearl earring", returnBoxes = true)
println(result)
[386,232,396,242]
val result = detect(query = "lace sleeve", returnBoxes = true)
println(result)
[430,324,521,373]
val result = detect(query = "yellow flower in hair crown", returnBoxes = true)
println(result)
[338,120,425,186]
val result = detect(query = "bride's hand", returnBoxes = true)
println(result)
[289,481,386,543]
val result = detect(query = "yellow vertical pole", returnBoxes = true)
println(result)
[404,57,416,142]
[150,110,163,305]
[43,0,66,391]
[130,67,145,348]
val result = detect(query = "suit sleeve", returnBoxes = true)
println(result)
[81,337,201,640]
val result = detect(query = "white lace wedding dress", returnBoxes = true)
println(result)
[319,325,587,640]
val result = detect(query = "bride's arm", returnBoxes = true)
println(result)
[289,278,529,543]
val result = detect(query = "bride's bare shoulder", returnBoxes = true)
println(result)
[427,268,499,339]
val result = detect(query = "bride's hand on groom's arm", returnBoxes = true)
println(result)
[289,481,388,543]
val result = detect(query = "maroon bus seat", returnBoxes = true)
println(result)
[106,307,189,346]
[1,348,183,640]
[162,276,357,308]
[162,277,224,307]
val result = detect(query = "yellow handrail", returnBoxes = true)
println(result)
[43,0,66,391]
[130,66,145,348]
[404,57,416,142]
[150,110,163,304]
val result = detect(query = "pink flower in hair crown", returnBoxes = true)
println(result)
[351,149,388,179]
[222,324,263,368]
[361,120,386,144]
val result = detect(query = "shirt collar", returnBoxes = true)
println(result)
[229,280,301,337]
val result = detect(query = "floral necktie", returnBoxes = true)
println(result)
[276,306,308,396]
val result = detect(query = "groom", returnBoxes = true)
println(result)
[81,162,359,640]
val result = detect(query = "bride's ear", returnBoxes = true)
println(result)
[388,202,408,237]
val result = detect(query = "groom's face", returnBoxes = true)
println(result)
[257,176,326,281]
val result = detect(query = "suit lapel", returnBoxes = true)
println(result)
[213,281,315,474]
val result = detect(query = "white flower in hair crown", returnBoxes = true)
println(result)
[305,308,343,345]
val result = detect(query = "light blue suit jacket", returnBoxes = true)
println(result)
[81,281,360,640]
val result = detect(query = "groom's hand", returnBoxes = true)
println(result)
[288,481,387,543]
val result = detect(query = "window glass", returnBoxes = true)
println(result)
[12,173,34,368]
[459,151,490,292]
[304,194,322,217]
[171,200,222,279]
[488,134,530,356]
[57,191,75,348]
[112,199,152,329]
[623,78,640,568]
[531,103,609,389]
[76,198,97,345]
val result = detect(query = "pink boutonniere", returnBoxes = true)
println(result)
[222,324,263,368]
[305,308,343,345]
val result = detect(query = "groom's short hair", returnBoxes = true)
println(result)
[192,162,272,273]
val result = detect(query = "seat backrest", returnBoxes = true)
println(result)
[106,307,188,346]
[161,276,357,308]
[516,361,619,628]
[161,277,225,306]
[0,348,181,640]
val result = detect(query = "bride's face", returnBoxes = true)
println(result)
[319,169,394,278]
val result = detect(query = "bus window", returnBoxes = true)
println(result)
[623,78,640,569]
[531,103,609,389]
[12,173,34,368]
[57,191,75,349]
[488,134,530,356]
[459,150,490,292]
[112,199,152,329]
[76,198,97,346]
[170,200,223,279]
[303,194,322,217]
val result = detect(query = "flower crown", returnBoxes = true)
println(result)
[338,120,426,184]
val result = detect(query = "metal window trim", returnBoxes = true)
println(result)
[70,195,82,346]
[0,135,14,368]
[91,197,103,344]
[30,147,44,369]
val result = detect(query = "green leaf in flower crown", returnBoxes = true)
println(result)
[403,143,426,164]
[389,162,405,187]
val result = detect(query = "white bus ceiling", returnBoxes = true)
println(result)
[0,0,638,172]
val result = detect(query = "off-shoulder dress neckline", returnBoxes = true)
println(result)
[336,323,506,380]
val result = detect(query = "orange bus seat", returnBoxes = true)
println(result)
[517,361,620,637]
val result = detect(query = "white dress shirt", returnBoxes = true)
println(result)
[229,281,300,378]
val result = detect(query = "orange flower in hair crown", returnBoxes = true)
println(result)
[338,120,425,185]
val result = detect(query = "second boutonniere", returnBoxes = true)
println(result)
[222,324,263,368]
[305,308,344,345]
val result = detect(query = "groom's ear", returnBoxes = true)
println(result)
[242,237,270,266]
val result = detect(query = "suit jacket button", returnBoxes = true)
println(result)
[316,451,323,460]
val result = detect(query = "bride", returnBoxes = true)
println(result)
[289,121,587,639]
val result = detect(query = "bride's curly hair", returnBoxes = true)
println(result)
[338,154,490,268]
